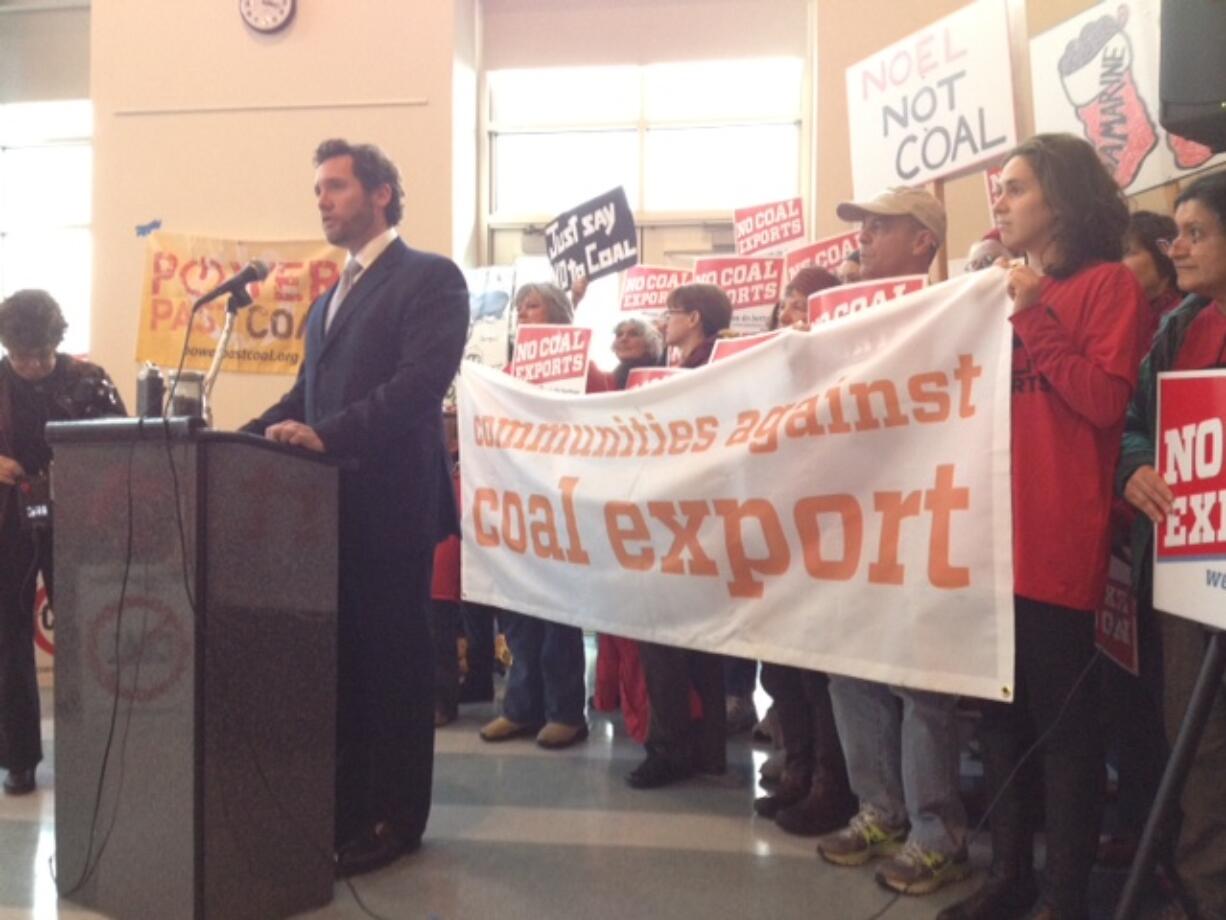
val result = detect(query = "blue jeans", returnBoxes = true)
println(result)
[501,612,587,727]
[828,676,966,854]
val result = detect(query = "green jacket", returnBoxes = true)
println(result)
[1116,294,1213,587]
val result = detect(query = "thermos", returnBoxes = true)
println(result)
[136,363,165,417]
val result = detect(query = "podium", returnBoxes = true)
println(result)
[46,418,339,920]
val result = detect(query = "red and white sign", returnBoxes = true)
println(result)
[692,256,784,333]
[708,330,784,364]
[734,198,805,256]
[1154,370,1226,629]
[510,325,593,393]
[808,275,927,325]
[625,367,684,390]
[984,166,1005,222]
[846,0,1017,198]
[620,265,693,314]
[1096,554,1139,675]
[786,231,860,281]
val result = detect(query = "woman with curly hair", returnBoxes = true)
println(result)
[940,134,1147,920]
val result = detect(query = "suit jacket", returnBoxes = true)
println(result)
[244,237,468,559]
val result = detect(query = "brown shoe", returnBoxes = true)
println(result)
[536,722,589,749]
[479,716,541,742]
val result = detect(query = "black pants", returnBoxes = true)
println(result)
[639,642,725,773]
[334,544,435,848]
[760,663,850,794]
[978,596,1104,917]
[0,510,46,772]
[428,600,461,715]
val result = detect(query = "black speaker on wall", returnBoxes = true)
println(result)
[1161,0,1226,152]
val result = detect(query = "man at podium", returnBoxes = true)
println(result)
[244,139,468,877]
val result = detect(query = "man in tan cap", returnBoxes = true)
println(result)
[816,185,970,897]
[835,186,946,281]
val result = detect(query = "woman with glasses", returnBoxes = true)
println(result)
[940,133,1147,920]
[1117,170,1226,920]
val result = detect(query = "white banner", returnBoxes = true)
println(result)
[459,271,1016,700]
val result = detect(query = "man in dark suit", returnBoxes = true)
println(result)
[245,139,468,877]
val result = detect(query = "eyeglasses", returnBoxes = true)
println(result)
[1158,227,1212,253]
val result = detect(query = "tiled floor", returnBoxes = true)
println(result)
[1,680,1153,919]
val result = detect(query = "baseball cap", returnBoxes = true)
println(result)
[836,186,947,245]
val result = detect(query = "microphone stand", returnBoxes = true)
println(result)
[201,289,252,427]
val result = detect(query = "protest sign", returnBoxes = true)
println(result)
[734,198,805,256]
[1153,370,1226,630]
[459,270,1016,700]
[692,256,785,333]
[619,265,693,314]
[1031,0,1224,195]
[708,330,784,364]
[463,266,515,370]
[1096,554,1139,675]
[984,166,1005,222]
[545,187,639,290]
[808,275,928,325]
[136,232,343,375]
[785,231,860,281]
[509,324,593,394]
[846,0,1016,198]
[626,367,683,390]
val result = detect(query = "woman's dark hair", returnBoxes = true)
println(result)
[666,283,732,337]
[314,138,405,226]
[1005,133,1130,279]
[785,267,840,299]
[0,289,67,351]
[1175,171,1226,234]
[1125,210,1180,292]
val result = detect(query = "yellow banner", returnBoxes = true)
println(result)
[135,232,344,375]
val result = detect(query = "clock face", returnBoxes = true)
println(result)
[239,0,296,34]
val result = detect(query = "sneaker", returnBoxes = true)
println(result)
[816,807,908,867]
[874,839,971,895]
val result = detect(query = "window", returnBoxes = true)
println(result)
[486,58,804,369]
[0,100,93,356]
[488,57,804,221]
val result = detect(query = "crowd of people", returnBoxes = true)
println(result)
[2,130,1226,918]
[430,133,1226,920]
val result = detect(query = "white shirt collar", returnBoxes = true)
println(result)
[348,226,398,274]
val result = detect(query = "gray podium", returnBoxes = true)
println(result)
[45,418,339,920]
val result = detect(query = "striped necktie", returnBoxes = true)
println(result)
[326,259,362,332]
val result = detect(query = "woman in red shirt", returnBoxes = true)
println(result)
[940,134,1147,920]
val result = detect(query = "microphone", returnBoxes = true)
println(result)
[192,261,270,309]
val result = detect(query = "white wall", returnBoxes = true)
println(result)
[481,0,807,68]
[0,3,89,102]
[89,0,469,428]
